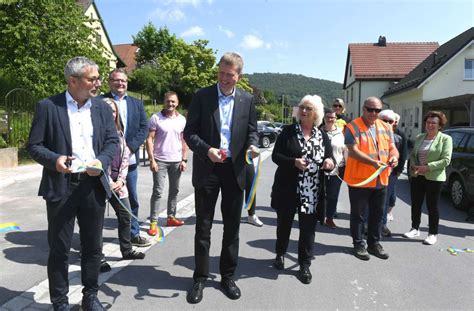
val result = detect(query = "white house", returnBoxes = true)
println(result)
[343,37,438,120]
[383,27,474,142]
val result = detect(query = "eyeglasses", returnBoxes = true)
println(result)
[364,106,382,113]
[299,106,314,112]
[382,119,394,124]
[109,78,128,84]
[333,104,343,108]
[73,75,102,84]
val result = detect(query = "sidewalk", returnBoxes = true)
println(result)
[0,164,42,189]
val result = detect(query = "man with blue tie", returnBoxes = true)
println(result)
[184,52,259,304]
[28,56,119,310]
[103,69,150,247]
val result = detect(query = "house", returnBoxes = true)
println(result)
[383,27,474,142]
[113,44,139,74]
[343,37,438,120]
[77,0,124,69]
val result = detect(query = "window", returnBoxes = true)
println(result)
[350,87,353,102]
[349,65,352,77]
[465,59,474,80]
[446,131,466,152]
[466,135,474,154]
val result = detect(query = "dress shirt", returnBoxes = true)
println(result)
[66,91,96,172]
[217,84,235,158]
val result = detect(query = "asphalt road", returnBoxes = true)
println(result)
[1,148,473,310]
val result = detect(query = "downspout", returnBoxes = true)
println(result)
[358,81,362,116]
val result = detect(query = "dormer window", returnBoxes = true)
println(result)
[465,59,474,80]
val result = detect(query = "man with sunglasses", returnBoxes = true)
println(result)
[344,97,399,261]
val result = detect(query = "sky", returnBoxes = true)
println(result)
[95,0,473,83]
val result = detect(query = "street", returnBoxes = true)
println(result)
[1,149,473,310]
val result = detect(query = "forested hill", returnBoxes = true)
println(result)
[245,72,343,106]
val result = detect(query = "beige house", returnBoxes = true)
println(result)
[383,28,474,142]
[77,0,124,69]
[343,37,438,120]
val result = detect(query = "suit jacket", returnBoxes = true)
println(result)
[28,92,119,202]
[101,93,148,162]
[271,124,333,219]
[409,131,452,181]
[183,84,258,190]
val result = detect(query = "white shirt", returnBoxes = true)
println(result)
[112,92,136,165]
[65,91,96,173]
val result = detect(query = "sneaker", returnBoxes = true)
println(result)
[167,216,184,227]
[387,212,394,222]
[367,244,389,260]
[403,228,420,239]
[122,250,145,260]
[325,218,337,229]
[131,235,152,247]
[247,214,263,227]
[381,226,392,237]
[353,245,370,261]
[423,234,437,245]
[148,222,158,236]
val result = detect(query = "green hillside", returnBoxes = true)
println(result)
[245,73,343,106]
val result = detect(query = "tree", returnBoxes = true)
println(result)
[132,24,217,106]
[0,0,110,99]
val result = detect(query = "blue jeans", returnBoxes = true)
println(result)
[325,174,343,219]
[149,160,182,222]
[127,164,140,238]
[382,174,399,225]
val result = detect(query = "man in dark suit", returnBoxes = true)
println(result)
[27,56,119,311]
[184,52,259,304]
[103,68,150,247]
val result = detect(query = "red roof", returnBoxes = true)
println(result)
[349,42,439,79]
[113,44,138,73]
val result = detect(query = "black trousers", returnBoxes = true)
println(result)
[245,162,256,216]
[410,175,443,234]
[348,186,386,247]
[46,177,105,305]
[193,161,243,282]
[275,206,318,268]
[109,196,132,255]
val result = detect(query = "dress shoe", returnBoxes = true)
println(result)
[273,255,284,270]
[367,244,389,260]
[81,294,105,311]
[167,216,184,227]
[325,218,337,229]
[122,250,145,260]
[297,266,312,284]
[99,260,111,273]
[221,278,241,300]
[186,281,204,304]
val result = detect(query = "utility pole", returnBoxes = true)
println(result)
[280,94,285,123]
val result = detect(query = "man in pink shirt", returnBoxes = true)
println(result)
[146,91,188,235]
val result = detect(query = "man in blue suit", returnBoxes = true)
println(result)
[28,56,119,311]
[103,68,150,247]
[184,52,259,304]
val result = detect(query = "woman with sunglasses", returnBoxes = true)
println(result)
[403,111,452,245]
[270,95,334,284]
[378,110,407,237]
[332,98,351,129]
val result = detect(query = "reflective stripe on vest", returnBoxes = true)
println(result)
[344,117,391,187]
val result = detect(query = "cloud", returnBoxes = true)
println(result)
[240,34,271,50]
[149,8,185,22]
[164,0,213,7]
[181,26,205,37]
[218,25,234,38]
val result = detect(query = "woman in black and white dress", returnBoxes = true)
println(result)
[270,95,334,284]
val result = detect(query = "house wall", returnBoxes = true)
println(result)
[422,42,474,101]
[384,88,424,143]
[345,80,393,120]
[84,5,118,70]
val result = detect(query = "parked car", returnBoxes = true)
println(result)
[258,121,281,134]
[257,124,277,148]
[443,127,474,210]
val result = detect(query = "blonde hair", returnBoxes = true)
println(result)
[218,52,244,74]
[333,98,346,113]
[296,95,324,127]
[102,98,123,132]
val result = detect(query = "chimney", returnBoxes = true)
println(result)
[378,36,387,47]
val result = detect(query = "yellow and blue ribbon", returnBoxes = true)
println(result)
[244,150,261,210]
[0,222,20,233]
[338,164,388,187]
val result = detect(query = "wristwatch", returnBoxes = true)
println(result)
[182,159,188,163]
